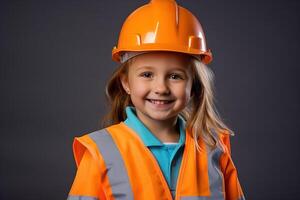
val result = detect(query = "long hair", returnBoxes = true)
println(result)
[101,55,234,151]
[181,57,234,151]
[101,58,133,126]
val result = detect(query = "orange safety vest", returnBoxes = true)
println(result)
[67,122,245,200]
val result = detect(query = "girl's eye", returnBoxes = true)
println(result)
[169,73,184,80]
[140,72,153,78]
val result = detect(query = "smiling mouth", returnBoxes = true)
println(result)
[146,99,175,105]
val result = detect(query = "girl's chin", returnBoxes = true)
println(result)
[144,110,178,122]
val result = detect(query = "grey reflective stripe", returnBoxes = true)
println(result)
[181,197,224,200]
[89,129,134,200]
[207,129,226,199]
[67,195,98,200]
[180,196,245,200]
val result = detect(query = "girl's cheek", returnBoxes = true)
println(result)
[178,83,190,94]
[133,82,149,94]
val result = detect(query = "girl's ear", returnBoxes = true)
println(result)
[120,73,130,94]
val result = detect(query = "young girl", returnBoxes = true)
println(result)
[67,0,245,200]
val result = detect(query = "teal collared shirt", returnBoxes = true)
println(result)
[124,106,185,198]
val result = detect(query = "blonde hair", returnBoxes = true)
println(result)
[101,54,234,151]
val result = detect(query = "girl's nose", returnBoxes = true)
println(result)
[153,79,170,95]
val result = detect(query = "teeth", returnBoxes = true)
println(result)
[149,100,171,104]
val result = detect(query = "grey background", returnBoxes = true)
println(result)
[1,0,299,199]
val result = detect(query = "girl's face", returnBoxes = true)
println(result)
[121,51,193,123]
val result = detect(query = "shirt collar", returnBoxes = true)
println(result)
[124,106,186,147]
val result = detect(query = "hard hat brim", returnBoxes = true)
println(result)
[112,44,212,64]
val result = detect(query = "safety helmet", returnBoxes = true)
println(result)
[112,0,212,64]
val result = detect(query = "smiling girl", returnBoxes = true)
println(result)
[119,52,193,143]
[67,1,245,200]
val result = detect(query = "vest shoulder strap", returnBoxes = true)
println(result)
[210,128,232,155]
[72,131,101,167]
[219,129,232,155]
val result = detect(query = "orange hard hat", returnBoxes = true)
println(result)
[112,0,212,64]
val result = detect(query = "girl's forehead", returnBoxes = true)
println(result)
[130,51,191,68]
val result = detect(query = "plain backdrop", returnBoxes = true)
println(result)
[1,0,299,199]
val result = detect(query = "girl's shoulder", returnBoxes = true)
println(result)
[71,123,127,167]
[71,127,110,167]
[204,128,231,155]
[214,128,232,155]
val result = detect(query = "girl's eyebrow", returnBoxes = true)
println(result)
[136,65,187,72]
[171,68,187,73]
[136,65,154,70]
